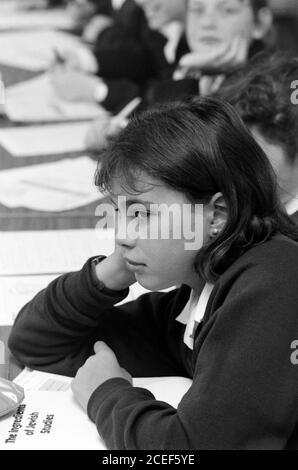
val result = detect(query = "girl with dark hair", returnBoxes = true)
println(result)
[9,97,298,450]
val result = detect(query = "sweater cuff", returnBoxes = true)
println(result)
[87,377,133,422]
[79,257,129,306]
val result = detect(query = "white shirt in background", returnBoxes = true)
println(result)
[112,0,126,10]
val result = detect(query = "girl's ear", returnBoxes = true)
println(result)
[252,7,273,40]
[208,192,227,239]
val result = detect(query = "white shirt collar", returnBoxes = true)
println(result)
[176,283,214,350]
[112,0,126,10]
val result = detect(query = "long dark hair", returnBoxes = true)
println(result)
[95,97,298,283]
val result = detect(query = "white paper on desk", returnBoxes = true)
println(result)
[0,156,103,211]
[0,390,106,450]
[0,228,115,275]
[6,371,192,449]
[14,370,192,409]
[14,368,72,391]
[0,122,90,157]
[5,74,107,123]
[0,274,58,326]
[0,30,84,71]
[0,6,74,31]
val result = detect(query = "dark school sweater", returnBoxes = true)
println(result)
[100,39,267,112]
[99,32,190,112]
[8,236,298,450]
[87,1,191,112]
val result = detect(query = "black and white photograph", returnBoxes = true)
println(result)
[0,0,298,458]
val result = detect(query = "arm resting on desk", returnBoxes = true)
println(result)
[9,241,298,449]
[8,257,187,378]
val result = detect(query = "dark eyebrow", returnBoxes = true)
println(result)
[110,195,153,206]
[126,199,153,206]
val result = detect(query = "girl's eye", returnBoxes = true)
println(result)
[189,6,205,14]
[222,7,239,14]
[134,211,150,219]
[220,2,241,14]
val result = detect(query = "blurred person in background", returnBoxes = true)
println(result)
[152,0,273,99]
[51,0,188,113]
[67,0,114,37]
[218,54,298,222]
[84,0,274,149]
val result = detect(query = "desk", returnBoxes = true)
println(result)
[0,64,103,379]
[0,63,107,231]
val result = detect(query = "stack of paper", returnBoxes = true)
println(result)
[0,31,84,71]
[0,228,159,325]
[0,275,59,326]
[5,74,107,122]
[13,370,193,409]
[0,7,74,31]
[0,122,90,157]
[0,228,115,276]
[0,228,116,325]
[0,156,103,211]
[0,369,192,449]
[14,369,72,391]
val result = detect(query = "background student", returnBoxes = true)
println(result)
[149,0,273,100]
[54,0,272,111]
[51,0,188,113]
[218,54,298,222]
[84,0,274,147]
[68,0,113,36]
[9,97,298,450]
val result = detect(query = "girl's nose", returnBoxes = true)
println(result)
[115,217,138,249]
[199,10,218,29]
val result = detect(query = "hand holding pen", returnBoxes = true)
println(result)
[85,97,142,151]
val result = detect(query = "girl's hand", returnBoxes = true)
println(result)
[94,245,137,291]
[179,35,249,77]
[71,341,132,412]
[50,66,103,102]
[85,116,113,151]
[55,47,99,74]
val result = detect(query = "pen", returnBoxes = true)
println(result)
[112,97,142,128]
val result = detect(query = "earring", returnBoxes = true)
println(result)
[210,228,219,238]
